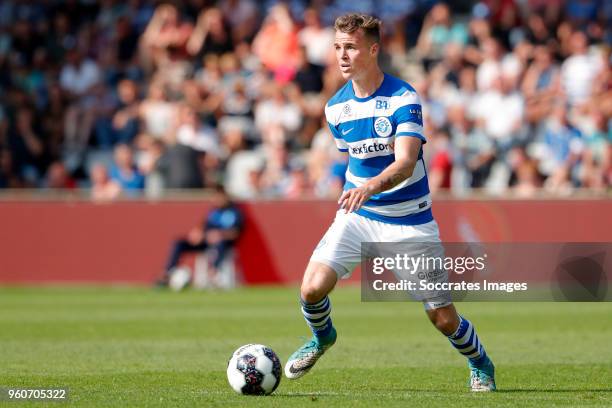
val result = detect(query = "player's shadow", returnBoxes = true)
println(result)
[495,388,612,393]
[277,388,612,397]
[276,392,342,397]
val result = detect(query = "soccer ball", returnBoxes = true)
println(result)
[226,344,282,395]
[168,266,191,291]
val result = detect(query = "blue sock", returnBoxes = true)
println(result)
[301,296,334,340]
[448,315,489,368]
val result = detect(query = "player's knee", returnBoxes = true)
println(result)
[300,263,336,304]
[430,311,457,335]
[300,283,326,304]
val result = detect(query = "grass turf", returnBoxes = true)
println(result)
[0,286,611,407]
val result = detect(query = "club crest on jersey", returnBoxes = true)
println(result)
[374,117,392,137]
[342,104,351,115]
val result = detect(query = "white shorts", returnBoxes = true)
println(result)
[310,210,451,310]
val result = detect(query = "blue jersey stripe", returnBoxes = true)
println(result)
[348,155,395,178]
[355,207,433,225]
[335,117,394,143]
[344,173,429,204]
[345,173,430,205]
[396,132,426,143]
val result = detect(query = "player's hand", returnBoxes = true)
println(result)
[187,227,204,245]
[338,186,373,214]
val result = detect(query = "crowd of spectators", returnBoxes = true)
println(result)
[0,0,610,200]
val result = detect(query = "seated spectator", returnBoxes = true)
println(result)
[428,128,453,194]
[577,108,609,189]
[138,81,177,142]
[416,3,467,69]
[476,38,504,92]
[530,102,583,188]
[298,8,334,68]
[0,148,20,188]
[90,162,121,202]
[252,3,299,83]
[218,0,259,43]
[109,143,145,195]
[44,161,76,189]
[259,128,293,196]
[523,14,553,46]
[187,7,234,59]
[7,105,45,185]
[560,31,604,107]
[254,82,302,140]
[60,48,102,156]
[95,79,140,149]
[140,3,193,70]
[220,79,254,120]
[155,142,203,189]
[464,12,493,66]
[157,185,243,287]
[522,44,561,123]
[511,155,542,198]
[448,104,496,189]
[473,73,525,154]
[175,104,220,156]
[224,149,266,199]
[284,158,313,199]
[293,47,324,94]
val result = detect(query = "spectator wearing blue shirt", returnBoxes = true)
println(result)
[542,103,583,173]
[530,102,583,193]
[157,185,244,287]
[109,143,145,194]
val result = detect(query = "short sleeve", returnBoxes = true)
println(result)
[327,122,349,152]
[394,93,426,144]
[325,103,348,152]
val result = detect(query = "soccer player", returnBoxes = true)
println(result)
[284,14,496,392]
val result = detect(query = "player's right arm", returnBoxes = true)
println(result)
[338,136,421,213]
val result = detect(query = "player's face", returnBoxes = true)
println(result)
[334,29,378,80]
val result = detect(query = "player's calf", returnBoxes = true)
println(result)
[427,305,496,391]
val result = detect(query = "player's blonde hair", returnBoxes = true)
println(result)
[334,13,382,44]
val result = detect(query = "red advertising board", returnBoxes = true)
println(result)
[0,199,609,284]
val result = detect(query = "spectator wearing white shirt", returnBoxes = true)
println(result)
[476,37,503,91]
[473,73,525,149]
[560,31,604,107]
[254,82,302,142]
[298,8,334,68]
[138,81,177,142]
[174,105,220,156]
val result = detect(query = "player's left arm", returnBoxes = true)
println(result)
[338,136,422,213]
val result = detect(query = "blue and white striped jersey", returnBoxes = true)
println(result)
[325,73,433,225]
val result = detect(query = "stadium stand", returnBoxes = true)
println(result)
[0,0,609,198]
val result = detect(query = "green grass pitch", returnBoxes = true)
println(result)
[0,286,611,407]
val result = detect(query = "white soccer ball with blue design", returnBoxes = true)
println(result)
[227,344,282,395]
